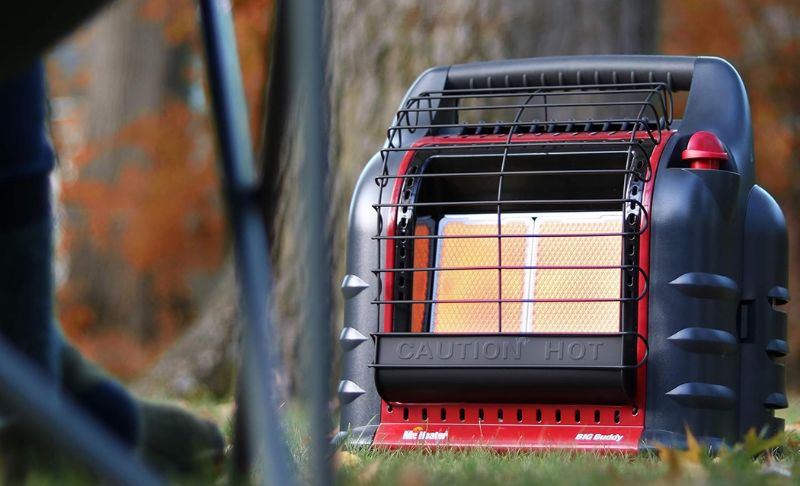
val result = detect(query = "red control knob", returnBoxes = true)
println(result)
[681,131,728,170]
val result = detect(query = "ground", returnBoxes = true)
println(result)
[11,397,800,484]
[330,402,800,486]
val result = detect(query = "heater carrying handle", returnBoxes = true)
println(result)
[445,55,698,92]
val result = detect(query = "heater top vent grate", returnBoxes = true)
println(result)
[384,81,673,152]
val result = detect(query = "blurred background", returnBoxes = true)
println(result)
[45,0,799,402]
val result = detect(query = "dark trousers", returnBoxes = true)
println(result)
[0,62,58,378]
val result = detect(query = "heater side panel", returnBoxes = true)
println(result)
[338,66,450,444]
[643,56,759,448]
[338,152,385,443]
[643,139,747,446]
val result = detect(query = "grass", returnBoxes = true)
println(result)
[335,448,666,486]
[6,398,800,484]
[328,402,800,486]
[332,438,798,486]
[332,439,800,486]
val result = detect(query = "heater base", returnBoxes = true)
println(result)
[371,423,642,452]
[365,402,646,452]
[333,425,733,454]
[332,424,736,454]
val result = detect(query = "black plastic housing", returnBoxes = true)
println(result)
[337,55,789,449]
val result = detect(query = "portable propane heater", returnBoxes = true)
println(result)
[337,56,789,451]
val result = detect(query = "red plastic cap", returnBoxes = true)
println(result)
[681,131,728,169]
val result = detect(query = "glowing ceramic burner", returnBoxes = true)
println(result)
[429,212,622,333]
[530,213,622,333]
[431,215,533,333]
[410,218,434,332]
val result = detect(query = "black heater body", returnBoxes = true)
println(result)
[337,55,789,451]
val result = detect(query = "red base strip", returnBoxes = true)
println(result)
[373,422,641,452]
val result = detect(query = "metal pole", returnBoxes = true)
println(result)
[196,0,294,484]
[286,0,333,483]
[0,335,164,486]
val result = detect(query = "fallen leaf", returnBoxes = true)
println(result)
[334,450,362,468]
[357,459,382,484]
[760,462,792,478]
[742,428,784,457]
[655,427,706,480]
[397,464,426,486]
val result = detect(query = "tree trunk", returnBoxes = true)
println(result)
[133,263,239,398]
[144,0,659,397]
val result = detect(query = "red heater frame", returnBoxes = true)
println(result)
[374,131,670,450]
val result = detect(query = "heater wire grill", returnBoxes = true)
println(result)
[372,82,672,339]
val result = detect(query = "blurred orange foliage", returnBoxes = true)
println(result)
[50,0,273,378]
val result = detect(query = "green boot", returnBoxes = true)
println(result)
[60,341,226,476]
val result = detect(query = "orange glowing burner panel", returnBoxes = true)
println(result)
[430,213,622,334]
[336,56,789,452]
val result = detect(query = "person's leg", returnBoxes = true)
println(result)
[0,61,142,453]
[0,62,225,477]
[0,61,64,480]
[0,62,144,452]
[0,62,59,380]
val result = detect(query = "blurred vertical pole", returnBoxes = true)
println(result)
[197,0,294,484]
[286,0,333,484]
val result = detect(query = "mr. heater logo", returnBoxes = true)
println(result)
[402,426,449,442]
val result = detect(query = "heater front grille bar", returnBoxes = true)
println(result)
[374,198,650,209]
[371,332,648,404]
[371,332,650,370]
